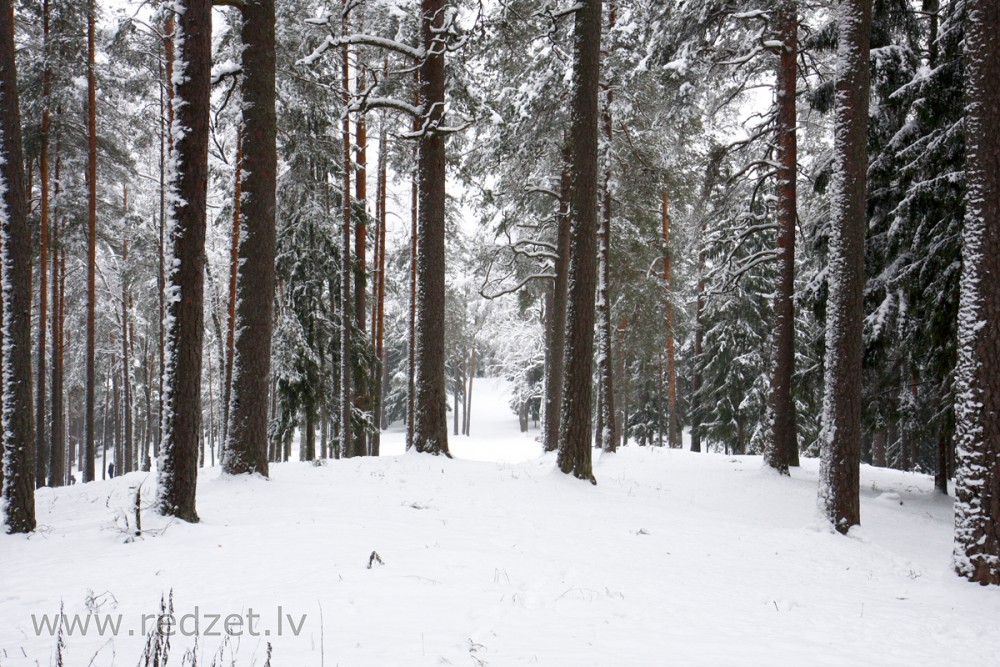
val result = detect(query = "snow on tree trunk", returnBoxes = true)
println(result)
[354,67,368,453]
[954,0,1000,586]
[339,5,356,459]
[765,0,800,474]
[157,0,213,523]
[661,189,679,449]
[224,0,276,477]
[411,0,451,456]
[372,114,388,454]
[542,146,571,453]
[817,0,872,534]
[596,14,617,455]
[223,127,241,451]
[557,0,602,483]
[1,0,37,532]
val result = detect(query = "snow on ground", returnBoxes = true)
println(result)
[2,378,999,666]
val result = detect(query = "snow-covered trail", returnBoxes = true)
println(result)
[2,379,999,666]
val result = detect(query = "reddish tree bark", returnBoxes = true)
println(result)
[765,0,800,473]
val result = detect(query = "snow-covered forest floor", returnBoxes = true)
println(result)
[2,379,999,666]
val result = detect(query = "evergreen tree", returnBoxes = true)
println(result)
[557,0,602,482]
[158,0,213,523]
[818,0,873,534]
[1,0,37,533]
[224,0,277,476]
[953,0,1000,586]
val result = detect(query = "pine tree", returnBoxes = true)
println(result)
[1,0,37,532]
[158,0,213,523]
[83,0,97,483]
[953,0,1000,586]
[35,0,52,488]
[557,0,602,483]
[765,0,800,473]
[224,0,276,477]
[818,0,872,534]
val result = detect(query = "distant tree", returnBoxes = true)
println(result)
[594,0,618,454]
[158,0,213,523]
[1,0,37,532]
[818,0,872,533]
[35,0,53,488]
[953,0,999,586]
[83,0,97,483]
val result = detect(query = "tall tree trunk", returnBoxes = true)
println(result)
[35,0,51,488]
[83,0,97,483]
[223,126,242,450]
[953,0,1000,586]
[206,346,215,466]
[765,0,800,473]
[618,324,628,449]
[339,6,355,459]
[463,347,475,437]
[596,32,617,454]
[411,0,450,456]
[596,190,616,453]
[303,402,316,461]
[1,0,36,531]
[355,67,369,453]
[157,0,212,523]
[661,189,680,449]
[101,369,110,478]
[407,152,417,449]
[224,0,276,477]
[817,0,871,534]
[371,112,388,454]
[142,341,153,471]
[556,0,602,483]
[542,145,571,452]
[113,360,122,476]
[453,364,461,436]
[121,231,133,475]
[157,13,174,466]
[48,143,65,487]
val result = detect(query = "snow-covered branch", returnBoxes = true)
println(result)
[297,34,425,68]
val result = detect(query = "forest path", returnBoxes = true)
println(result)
[2,380,999,665]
